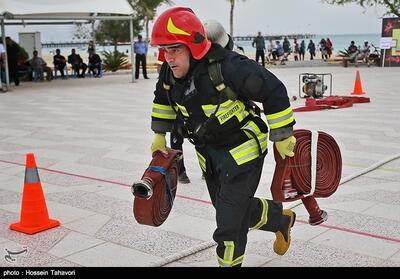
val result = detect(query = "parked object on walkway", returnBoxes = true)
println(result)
[10,153,60,234]
[299,73,332,99]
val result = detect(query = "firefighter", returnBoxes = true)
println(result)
[149,7,297,267]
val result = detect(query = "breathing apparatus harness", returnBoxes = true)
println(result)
[162,49,264,156]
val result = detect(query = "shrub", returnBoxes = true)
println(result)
[102,50,129,72]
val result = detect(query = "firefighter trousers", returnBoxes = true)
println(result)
[202,146,284,267]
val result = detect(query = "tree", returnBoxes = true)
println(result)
[72,23,92,42]
[95,19,142,52]
[323,0,400,17]
[136,0,173,41]
[227,0,247,37]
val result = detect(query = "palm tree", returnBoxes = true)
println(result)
[135,0,174,41]
[227,0,247,37]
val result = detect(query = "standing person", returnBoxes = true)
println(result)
[282,37,291,60]
[0,41,5,86]
[319,38,328,61]
[307,40,316,60]
[252,31,266,67]
[5,37,20,86]
[53,49,67,79]
[267,39,276,61]
[87,40,95,53]
[293,38,299,61]
[326,38,333,59]
[149,7,297,267]
[299,40,306,61]
[133,35,149,79]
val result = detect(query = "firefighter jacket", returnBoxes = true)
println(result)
[151,44,295,170]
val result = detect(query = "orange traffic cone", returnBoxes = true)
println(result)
[10,153,60,234]
[351,70,366,95]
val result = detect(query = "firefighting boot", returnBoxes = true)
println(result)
[273,209,296,256]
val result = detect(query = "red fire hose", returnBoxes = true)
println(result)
[132,149,182,227]
[271,129,342,225]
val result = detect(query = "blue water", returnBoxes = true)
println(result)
[42,33,381,58]
[233,33,381,56]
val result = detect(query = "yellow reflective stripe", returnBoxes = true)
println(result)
[202,100,249,125]
[251,198,269,230]
[196,151,206,172]
[176,103,189,117]
[229,134,268,165]
[234,109,249,122]
[242,120,261,138]
[268,114,295,129]
[266,107,294,129]
[218,255,244,267]
[152,103,176,120]
[232,255,244,266]
[223,241,234,263]
[266,107,293,120]
[202,99,234,116]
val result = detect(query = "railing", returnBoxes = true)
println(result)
[233,34,316,41]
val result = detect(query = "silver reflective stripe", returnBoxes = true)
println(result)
[25,168,40,184]
[267,111,293,125]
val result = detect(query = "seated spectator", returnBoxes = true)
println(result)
[88,50,102,77]
[29,50,53,81]
[53,49,67,78]
[359,41,371,63]
[348,41,359,63]
[67,49,87,78]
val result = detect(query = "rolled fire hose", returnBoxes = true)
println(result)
[132,148,182,227]
[271,129,342,225]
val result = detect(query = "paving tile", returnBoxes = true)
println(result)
[363,203,400,222]
[47,190,133,219]
[247,239,391,266]
[389,250,400,263]
[63,214,111,236]
[96,217,204,258]
[159,214,216,241]
[0,240,64,267]
[97,187,133,202]
[48,231,105,258]
[323,200,378,213]
[0,225,70,253]
[177,246,216,264]
[262,258,302,267]
[311,229,400,259]
[65,242,162,267]
[242,253,273,267]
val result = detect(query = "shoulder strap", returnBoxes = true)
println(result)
[207,59,262,117]
[207,59,237,101]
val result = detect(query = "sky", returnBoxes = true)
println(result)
[4,0,388,43]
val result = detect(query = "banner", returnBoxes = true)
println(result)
[381,17,400,67]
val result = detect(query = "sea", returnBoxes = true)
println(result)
[41,33,381,58]
[232,33,381,55]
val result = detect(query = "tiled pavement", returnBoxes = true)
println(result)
[0,66,399,267]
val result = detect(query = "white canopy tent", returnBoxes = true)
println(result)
[0,0,137,91]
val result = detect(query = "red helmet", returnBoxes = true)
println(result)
[151,7,211,60]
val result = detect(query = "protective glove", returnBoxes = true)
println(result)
[275,135,296,159]
[151,133,167,154]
